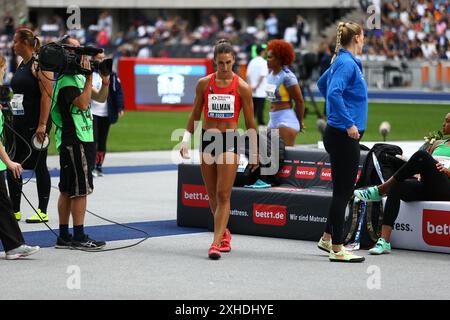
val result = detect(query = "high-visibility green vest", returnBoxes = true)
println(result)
[251,43,267,59]
[51,75,94,151]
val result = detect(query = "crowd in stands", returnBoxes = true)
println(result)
[0,10,311,70]
[362,0,450,61]
[1,1,450,73]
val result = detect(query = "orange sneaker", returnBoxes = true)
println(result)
[208,244,221,260]
[220,228,232,252]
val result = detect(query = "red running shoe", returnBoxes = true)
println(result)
[208,244,221,260]
[220,228,232,252]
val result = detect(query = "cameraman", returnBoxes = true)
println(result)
[0,54,40,260]
[8,28,53,223]
[51,37,109,250]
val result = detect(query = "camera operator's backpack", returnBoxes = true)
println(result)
[344,143,404,248]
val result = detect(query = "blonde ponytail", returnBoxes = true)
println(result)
[331,22,345,64]
[330,21,362,64]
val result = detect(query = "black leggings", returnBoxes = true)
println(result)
[0,171,24,251]
[93,115,111,168]
[7,150,50,214]
[252,97,266,126]
[383,150,450,227]
[323,125,362,244]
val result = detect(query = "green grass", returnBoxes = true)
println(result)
[47,102,449,155]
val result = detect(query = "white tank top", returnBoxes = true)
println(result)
[90,72,108,117]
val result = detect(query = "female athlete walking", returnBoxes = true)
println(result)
[180,39,258,260]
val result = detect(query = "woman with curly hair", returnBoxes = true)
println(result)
[265,39,305,146]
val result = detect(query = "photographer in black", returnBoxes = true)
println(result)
[0,55,40,260]
[50,37,109,249]
[8,28,53,223]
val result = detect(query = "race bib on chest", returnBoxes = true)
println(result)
[207,94,235,119]
[11,94,25,115]
[265,84,276,101]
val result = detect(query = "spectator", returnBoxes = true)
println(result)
[210,15,220,35]
[296,15,305,47]
[283,23,298,45]
[421,37,438,59]
[18,13,27,29]
[41,17,60,38]
[98,11,113,40]
[91,53,125,177]
[302,18,311,43]
[223,13,235,34]
[97,29,110,48]
[137,46,151,58]
[67,23,86,44]
[265,13,279,40]
[3,13,14,39]
[246,44,268,128]
[255,13,265,32]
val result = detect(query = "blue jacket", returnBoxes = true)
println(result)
[317,48,368,131]
[107,72,125,124]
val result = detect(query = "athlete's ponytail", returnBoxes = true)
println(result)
[213,39,235,60]
[16,28,41,54]
[0,55,6,81]
[330,21,362,64]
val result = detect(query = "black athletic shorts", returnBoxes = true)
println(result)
[201,129,239,156]
[59,143,95,198]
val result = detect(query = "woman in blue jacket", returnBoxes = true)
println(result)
[316,21,368,263]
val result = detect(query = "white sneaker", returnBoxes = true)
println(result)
[5,245,40,260]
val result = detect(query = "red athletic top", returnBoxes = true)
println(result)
[203,73,241,122]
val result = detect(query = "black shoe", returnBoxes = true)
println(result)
[71,235,106,250]
[55,234,73,249]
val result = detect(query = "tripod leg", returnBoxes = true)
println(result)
[306,84,323,119]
